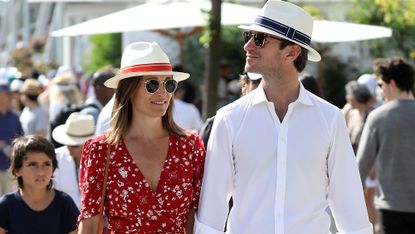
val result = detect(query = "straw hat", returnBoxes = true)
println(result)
[239,0,321,62]
[52,112,95,146]
[21,78,42,95]
[104,42,190,88]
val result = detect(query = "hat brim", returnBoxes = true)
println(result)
[52,125,94,146]
[238,24,321,62]
[104,71,190,89]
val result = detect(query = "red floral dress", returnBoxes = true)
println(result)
[78,133,205,233]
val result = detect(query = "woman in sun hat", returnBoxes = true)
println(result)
[78,42,205,233]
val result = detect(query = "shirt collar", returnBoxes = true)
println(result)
[252,82,314,106]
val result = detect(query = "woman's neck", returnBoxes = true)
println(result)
[127,116,167,140]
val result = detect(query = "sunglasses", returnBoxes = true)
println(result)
[144,79,178,94]
[243,31,281,48]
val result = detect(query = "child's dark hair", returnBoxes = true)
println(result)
[10,135,58,190]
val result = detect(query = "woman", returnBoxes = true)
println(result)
[0,135,79,234]
[78,42,205,233]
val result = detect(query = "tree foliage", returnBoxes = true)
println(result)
[348,0,415,61]
[84,33,122,72]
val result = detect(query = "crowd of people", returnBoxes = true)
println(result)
[0,0,414,233]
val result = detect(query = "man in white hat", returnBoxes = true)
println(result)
[52,112,95,209]
[196,1,372,233]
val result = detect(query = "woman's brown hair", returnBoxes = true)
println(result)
[106,76,186,145]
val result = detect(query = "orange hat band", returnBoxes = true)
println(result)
[120,63,172,74]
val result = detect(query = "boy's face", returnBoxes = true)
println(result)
[15,152,54,191]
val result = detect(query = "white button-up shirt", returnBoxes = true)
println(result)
[195,84,372,234]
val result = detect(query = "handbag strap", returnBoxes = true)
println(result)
[97,143,111,234]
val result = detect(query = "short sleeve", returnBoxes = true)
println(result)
[0,194,10,230]
[59,191,80,233]
[190,134,206,209]
[78,136,110,223]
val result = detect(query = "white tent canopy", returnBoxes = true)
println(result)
[50,1,259,36]
[313,20,392,43]
[50,1,392,43]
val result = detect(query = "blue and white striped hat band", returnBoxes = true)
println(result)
[254,16,311,46]
[238,0,321,62]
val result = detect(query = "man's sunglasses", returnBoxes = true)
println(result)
[144,79,178,94]
[243,31,281,48]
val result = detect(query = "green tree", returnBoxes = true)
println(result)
[348,0,415,61]
[83,33,122,72]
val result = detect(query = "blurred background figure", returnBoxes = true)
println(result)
[46,72,84,123]
[173,80,203,131]
[19,78,49,138]
[81,66,115,123]
[300,74,324,98]
[343,80,373,152]
[357,73,382,108]
[52,112,95,209]
[9,78,25,115]
[200,72,262,147]
[357,57,415,234]
[0,82,23,196]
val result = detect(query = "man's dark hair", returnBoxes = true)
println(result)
[280,40,308,72]
[375,57,414,92]
[10,135,58,190]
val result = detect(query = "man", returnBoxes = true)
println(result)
[82,67,115,122]
[19,78,49,138]
[195,1,372,233]
[357,57,415,234]
[0,83,23,195]
[52,112,96,209]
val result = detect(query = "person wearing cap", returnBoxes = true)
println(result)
[0,83,24,195]
[19,78,49,138]
[357,57,415,234]
[196,1,372,234]
[78,42,205,234]
[52,112,95,210]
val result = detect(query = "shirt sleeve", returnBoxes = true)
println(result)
[195,113,234,233]
[327,111,373,234]
[190,134,206,210]
[356,114,378,184]
[78,138,109,223]
[59,191,80,233]
[0,194,10,231]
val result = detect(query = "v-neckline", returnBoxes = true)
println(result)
[122,135,172,196]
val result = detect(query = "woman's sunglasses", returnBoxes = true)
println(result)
[242,31,281,48]
[144,79,178,94]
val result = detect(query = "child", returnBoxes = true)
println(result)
[0,135,79,234]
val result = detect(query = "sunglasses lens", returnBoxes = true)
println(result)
[254,33,266,47]
[145,79,159,93]
[243,31,251,43]
[165,80,177,93]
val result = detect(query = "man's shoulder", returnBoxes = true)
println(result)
[216,92,254,117]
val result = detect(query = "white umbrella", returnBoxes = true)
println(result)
[313,20,392,43]
[50,1,392,43]
[50,1,259,37]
